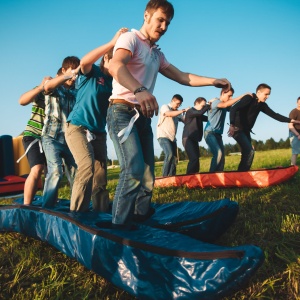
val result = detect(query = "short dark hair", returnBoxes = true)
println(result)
[297,97,300,101]
[62,56,80,70]
[256,83,271,92]
[100,47,114,76]
[221,87,235,95]
[57,68,63,76]
[172,94,183,103]
[194,97,206,106]
[145,0,174,20]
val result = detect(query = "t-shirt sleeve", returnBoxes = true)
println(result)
[289,109,297,120]
[113,32,136,55]
[160,104,169,115]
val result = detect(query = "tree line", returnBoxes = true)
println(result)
[156,137,291,163]
[107,137,291,165]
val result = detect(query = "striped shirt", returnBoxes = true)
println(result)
[42,85,77,144]
[23,88,45,139]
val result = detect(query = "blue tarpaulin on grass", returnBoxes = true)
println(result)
[0,198,264,299]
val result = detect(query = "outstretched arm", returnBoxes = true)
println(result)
[19,76,52,105]
[160,64,231,92]
[43,66,80,93]
[80,28,128,75]
[218,93,253,108]
[164,107,189,117]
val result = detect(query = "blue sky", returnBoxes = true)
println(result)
[1,0,299,159]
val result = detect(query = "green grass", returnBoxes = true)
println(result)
[0,149,299,299]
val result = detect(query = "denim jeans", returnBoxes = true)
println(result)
[107,104,154,226]
[65,124,109,212]
[158,137,177,176]
[42,135,76,208]
[204,131,225,172]
[233,130,255,171]
[182,137,199,174]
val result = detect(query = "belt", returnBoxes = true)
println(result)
[110,99,141,109]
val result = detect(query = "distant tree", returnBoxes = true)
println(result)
[278,137,290,149]
[265,138,277,150]
[252,139,264,151]
[200,146,211,157]
[159,151,165,162]
[177,147,187,160]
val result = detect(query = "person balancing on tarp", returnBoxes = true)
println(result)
[228,83,300,171]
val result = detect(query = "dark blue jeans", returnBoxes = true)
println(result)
[204,131,225,172]
[158,137,177,176]
[107,104,154,226]
[233,130,255,171]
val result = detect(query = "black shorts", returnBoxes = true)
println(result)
[22,136,46,168]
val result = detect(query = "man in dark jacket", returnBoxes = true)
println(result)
[228,83,300,171]
[182,97,210,174]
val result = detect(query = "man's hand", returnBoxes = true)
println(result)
[39,76,52,91]
[135,90,159,118]
[227,125,238,137]
[182,107,190,113]
[111,27,129,45]
[213,78,231,92]
[291,119,300,124]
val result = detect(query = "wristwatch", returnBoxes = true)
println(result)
[134,86,147,95]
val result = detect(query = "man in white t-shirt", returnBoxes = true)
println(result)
[106,0,231,230]
[157,94,189,176]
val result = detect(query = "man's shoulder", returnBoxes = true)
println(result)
[161,104,170,111]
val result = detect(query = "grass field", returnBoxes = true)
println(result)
[0,149,299,299]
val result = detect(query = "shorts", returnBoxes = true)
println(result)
[290,134,300,155]
[22,136,46,168]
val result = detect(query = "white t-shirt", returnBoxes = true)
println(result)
[157,104,184,142]
[109,29,170,104]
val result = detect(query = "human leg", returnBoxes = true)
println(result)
[42,136,64,208]
[91,132,109,212]
[216,134,225,171]
[107,104,149,226]
[158,137,176,176]
[65,124,93,212]
[61,143,77,188]
[23,164,44,205]
[204,132,225,172]
[233,131,254,171]
[290,135,300,165]
[22,136,46,205]
[134,117,155,217]
[183,137,199,174]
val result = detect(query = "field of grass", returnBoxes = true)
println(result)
[0,149,299,299]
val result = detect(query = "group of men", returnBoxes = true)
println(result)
[157,84,300,176]
[20,0,300,231]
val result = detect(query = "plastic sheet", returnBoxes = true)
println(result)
[155,165,298,188]
[0,200,264,299]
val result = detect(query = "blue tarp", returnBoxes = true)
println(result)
[0,198,264,299]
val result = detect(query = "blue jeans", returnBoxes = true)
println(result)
[107,104,154,226]
[233,130,255,171]
[204,131,225,172]
[42,135,76,208]
[182,137,199,174]
[158,137,177,176]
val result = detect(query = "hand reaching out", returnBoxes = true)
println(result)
[213,78,231,92]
